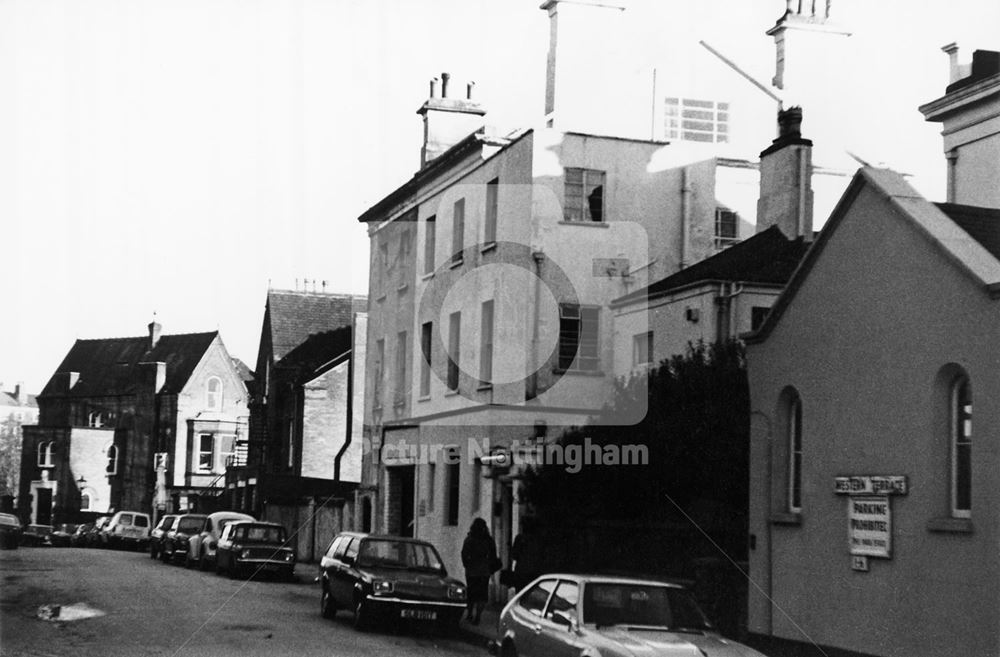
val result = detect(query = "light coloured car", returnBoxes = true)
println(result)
[497,574,767,657]
[215,521,295,580]
[101,511,151,551]
[186,511,253,570]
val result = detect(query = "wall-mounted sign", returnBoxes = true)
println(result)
[851,555,870,572]
[849,496,891,558]
[835,475,907,496]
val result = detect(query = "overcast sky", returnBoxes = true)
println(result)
[3,0,998,394]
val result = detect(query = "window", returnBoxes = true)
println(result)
[398,228,412,289]
[37,442,54,468]
[447,311,462,391]
[714,207,740,249]
[395,331,408,406]
[788,393,803,513]
[951,376,972,518]
[424,216,436,275]
[751,306,770,332]
[420,322,433,397]
[374,338,385,408]
[206,377,222,410]
[106,444,119,476]
[80,492,91,511]
[445,448,460,526]
[664,97,730,143]
[378,242,390,296]
[451,198,465,265]
[471,460,481,511]
[287,418,295,469]
[484,178,499,244]
[546,581,580,624]
[198,434,214,472]
[564,168,605,222]
[558,304,600,371]
[427,462,436,512]
[520,579,558,617]
[88,411,103,428]
[480,300,494,385]
[632,331,653,367]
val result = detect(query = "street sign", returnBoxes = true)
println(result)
[848,496,891,558]
[835,475,907,496]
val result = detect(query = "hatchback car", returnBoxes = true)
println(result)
[149,514,178,560]
[69,523,93,548]
[50,523,78,547]
[101,511,151,550]
[21,524,53,547]
[186,511,254,570]
[83,517,110,548]
[0,513,21,549]
[318,532,466,632]
[497,574,767,657]
[163,514,207,564]
[215,521,295,580]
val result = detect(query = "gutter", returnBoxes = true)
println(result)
[333,345,355,481]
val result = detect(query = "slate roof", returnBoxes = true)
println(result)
[0,391,37,409]
[276,326,353,384]
[39,332,218,399]
[937,202,1000,262]
[612,226,811,308]
[266,290,366,363]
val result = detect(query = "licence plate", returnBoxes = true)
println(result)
[400,609,436,620]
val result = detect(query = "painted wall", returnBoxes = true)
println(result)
[746,184,999,657]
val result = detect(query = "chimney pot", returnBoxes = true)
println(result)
[777,107,803,138]
[441,72,450,98]
[148,320,162,349]
[429,77,438,98]
[466,81,475,100]
[942,43,961,83]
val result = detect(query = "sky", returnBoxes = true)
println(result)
[2,0,998,394]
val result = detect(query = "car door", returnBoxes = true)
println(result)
[217,524,234,570]
[332,537,360,607]
[535,579,585,657]
[507,578,558,656]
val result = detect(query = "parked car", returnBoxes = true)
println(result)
[100,511,152,551]
[186,511,254,570]
[497,574,768,657]
[0,513,22,549]
[49,523,78,547]
[215,521,295,580]
[84,517,111,548]
[149,514,178,560]
[69,523,93,548]
[318,532,467,632]
[21,524,54,547]
[163,514,208,564]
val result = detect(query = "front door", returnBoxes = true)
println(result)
[35,487,53,525]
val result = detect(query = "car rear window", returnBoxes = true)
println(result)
[177,517,206,533]
[134,515,149,527]
[356,539,443,571]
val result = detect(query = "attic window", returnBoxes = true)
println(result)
[206,377,222,410]
[665,98,730,143]
[106,444,119,476]
[714,207,740,249]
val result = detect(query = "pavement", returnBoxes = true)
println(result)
[452,603,502,653]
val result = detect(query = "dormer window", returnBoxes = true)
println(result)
[88,411,103,428]
[106,444,119,476]
[207,377,223,410]
[37,442,54,468]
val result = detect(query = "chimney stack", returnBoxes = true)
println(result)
[14,382,26,405]
[416,72,486,168]
[756,107,814,241]
[920,47,1000,208]
[149,320,162,349]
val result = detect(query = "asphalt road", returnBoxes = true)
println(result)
[0,547,485,657]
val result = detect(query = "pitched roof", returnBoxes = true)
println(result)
[39,332,219,398]
[611,226,811,308]
[276,326,353,384]
[747,167,1000,344]
[266,290,366,363]
[0,391,37,409]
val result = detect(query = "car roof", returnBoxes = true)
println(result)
[175,513,209,520]
[533,574,685,589]
[228,520,283,528]
[350,533,437,546]
[0,513,18,524]
[206,511,254,520]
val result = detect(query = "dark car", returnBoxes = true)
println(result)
[162,514,207,564]
[22,524,54,547]
[84,517,111,548]
[149,514,178,560]
[0,513,21,549]
[50,524,78,547]
[318,532,467,632]
[215,521,295,580]
[69,523,93,548]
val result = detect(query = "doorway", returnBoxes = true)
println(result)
[387,466,415,537]
[34,486,53,525]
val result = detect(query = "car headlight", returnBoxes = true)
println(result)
[283,550,295,562]
[448,585,467,600]
[241,549,251,559]
[373,579,394,595]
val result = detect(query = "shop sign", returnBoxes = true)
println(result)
[835,475,907,496]
[848,496,891,558]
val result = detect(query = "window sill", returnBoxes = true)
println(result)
[559,221,609,228]
[421,272,435,281]
[477,383,494,391]
[770,512,802,526]
[444,389,459,397]
[417,394,431,402]
[449,258,464,269]
[397,284,409,294]
[926,517,974,534]
[553,368,605,377]
[375,294,387,303]
[480,241,497,254]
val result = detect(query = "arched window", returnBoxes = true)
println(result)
[951,375,972,518]
[37,442,54,468]
[80,492,91,511]
[786,390,803,513]
[106,445,119,476]
[206,377,223,410]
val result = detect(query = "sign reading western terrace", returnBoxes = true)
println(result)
[848,496,892,558]
[834,475,908,496]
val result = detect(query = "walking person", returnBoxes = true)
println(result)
[510,516,542,592]
[461,517,499,625]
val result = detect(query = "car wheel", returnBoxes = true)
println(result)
[352,596,370,631]
[160,549,170,563]
[321,586,336,619]
[150,545,158,559]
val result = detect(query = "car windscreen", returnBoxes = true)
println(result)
[176,518,206,533]
[238,525,286,543]
[582,584,712,630]
[356,539,444,571]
